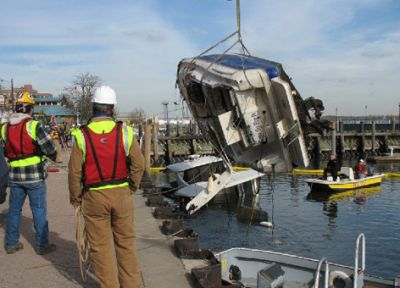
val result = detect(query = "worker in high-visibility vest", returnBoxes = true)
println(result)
[0,91,57,254]
[68,86,144,287]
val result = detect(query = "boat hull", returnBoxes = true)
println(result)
[176,54,310,173]
[305,174,384,193]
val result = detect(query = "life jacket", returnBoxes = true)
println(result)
[357,163,368,176]
[4,118,39,161]
[81,122,128,189]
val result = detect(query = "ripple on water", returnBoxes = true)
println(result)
[153,170,400,279]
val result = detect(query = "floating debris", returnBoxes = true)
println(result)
[259,221,273,228]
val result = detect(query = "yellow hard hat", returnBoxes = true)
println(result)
[16,91,36,105]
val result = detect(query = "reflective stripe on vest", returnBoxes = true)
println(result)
[1,120,42,167]
[76,121,134,190]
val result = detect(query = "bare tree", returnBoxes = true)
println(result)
[63,73,102,123]
[128,108,146,127]
[59,93,75,110]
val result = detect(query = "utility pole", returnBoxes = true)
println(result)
[11,78,14,112]
[174,101,179,136]
[162,102,169,136]
[335,107,338,132]
[181,101,185,134]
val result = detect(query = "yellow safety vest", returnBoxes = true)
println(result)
[74,120,134,191]
[0,120,42,168]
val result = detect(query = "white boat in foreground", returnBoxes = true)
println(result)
[177,54,328,173]
[214,234,395,287]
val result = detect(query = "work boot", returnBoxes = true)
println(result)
[35,243,56,255]
[5,242,24,254]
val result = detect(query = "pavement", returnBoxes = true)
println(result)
[0,156,195,287]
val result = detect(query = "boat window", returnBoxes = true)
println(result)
[186,81,205,104]
[203,86,234,115]
[183,162,225,183]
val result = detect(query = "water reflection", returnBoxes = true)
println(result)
[306,185,383,204]
[207,179,269,224]
[308,186,381,227]
[151,163,400,278]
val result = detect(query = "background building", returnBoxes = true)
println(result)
[0,84,75,125]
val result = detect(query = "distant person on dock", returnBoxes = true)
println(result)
[68,85,145,287]
[0,91,57,254]
[356,159,369,179]
[323,154,339,181]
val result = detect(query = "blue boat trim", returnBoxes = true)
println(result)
[198,54,282,79]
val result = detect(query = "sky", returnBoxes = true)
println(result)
[0,0,399,117]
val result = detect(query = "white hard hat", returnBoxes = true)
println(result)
[93,85,117,105]
[359,159,364,163]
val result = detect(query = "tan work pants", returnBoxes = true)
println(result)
[54,140,63,163]
[82,187,141,288]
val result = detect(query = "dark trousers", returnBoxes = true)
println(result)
[323,168,337,181]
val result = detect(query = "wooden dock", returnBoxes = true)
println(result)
[140,119,400,167]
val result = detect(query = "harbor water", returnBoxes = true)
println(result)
[153,162,400,278]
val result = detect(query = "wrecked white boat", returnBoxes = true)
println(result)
[177,54,327,173]
[166,155,224,190]
[165,155,264,214]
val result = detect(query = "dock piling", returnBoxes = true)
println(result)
[144,120,152,173]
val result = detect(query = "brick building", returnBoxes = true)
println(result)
[0,84,75,125]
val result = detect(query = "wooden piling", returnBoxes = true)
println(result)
[331,122,336,156]
[339,121,345,156]
[392,117,396,133]
[138,124,143,139]
[360,121,366,156]
[372,120,376,154]
[166,139,173,165]
[312,135,321,168]
[153,117,159,165]
[383,135,389,154]
[190,139,197,155]
[144,121,152,173]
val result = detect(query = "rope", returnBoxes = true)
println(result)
[196,31,238,58]
[75,206,91,282]
[136,229,186,252]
